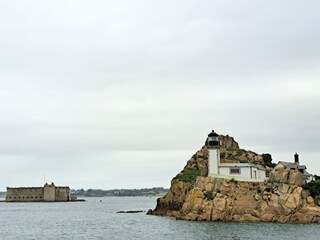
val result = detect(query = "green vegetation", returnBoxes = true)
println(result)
[235,151,242,156]
[226,155,236,161]
[302,179,320,198]
[175,168,201,183]
[239,160,248,163]
[204,191,214,201]
[226,148,243,152]
[222,148,249,162]
[262,153,276,168]
[226,148,246,153]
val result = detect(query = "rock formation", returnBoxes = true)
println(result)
[148,134,320,223]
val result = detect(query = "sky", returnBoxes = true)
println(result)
[0,0,319,191]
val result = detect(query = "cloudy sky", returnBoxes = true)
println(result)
[0,1,319,191]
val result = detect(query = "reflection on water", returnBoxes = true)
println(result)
[0,197,319,240]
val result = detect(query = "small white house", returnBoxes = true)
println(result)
[207,130,267,182]
[218,163,266,181]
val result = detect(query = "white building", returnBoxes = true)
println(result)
[207,130,267,182]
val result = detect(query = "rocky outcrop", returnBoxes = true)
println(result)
[218,135,239,149]
[148,134,320,223]
[268,168,305,186]
[150,174,320,223]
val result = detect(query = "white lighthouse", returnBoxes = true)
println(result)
[207,130,220,176]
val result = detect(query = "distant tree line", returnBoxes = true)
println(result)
[70,187,169,197]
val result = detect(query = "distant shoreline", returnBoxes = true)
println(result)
[0,187,169,199]
[71,187,169,197]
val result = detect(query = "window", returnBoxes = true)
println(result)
[230,167,241,174]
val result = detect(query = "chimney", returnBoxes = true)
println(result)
[294,153,299,165]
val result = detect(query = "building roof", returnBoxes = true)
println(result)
[277,161,306,169]
[208,130,219,137]
[302,170,312,177]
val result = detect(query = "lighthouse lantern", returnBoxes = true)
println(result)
[208,130,219,147]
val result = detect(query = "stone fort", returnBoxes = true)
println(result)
[5,182,70,202]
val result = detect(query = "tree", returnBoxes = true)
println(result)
[262,153,276,168]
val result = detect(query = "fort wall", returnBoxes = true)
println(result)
[55,187,70,201]
[5,183,70,202]
[6,187,43,202]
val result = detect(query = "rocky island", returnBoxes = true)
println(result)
[148,131,320,223]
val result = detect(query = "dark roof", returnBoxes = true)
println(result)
[277,161,306,169]
[208,130,219,137]
[303,170,312,177]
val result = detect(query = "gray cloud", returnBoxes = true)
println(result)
[0,1,319,190]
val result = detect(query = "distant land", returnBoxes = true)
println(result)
[71,187,169,197]
[0,188,168,198]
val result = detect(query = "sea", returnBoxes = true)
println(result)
[0,196,319,240]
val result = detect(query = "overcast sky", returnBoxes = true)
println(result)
[0,1,319,191]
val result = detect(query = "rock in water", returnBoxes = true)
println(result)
[117,210,145,213]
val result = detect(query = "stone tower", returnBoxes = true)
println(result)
[43,182,55,202]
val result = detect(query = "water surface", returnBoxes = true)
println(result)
[0,197,319,240]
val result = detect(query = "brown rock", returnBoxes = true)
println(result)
[240,214,260,222]
[307,196,314,205]
[268,168,304,186]
[254,194,261,201]
[283,194,301,209]
[287,171,304,186]
[277,184,290,194]
[261,213,274,222]
[218,135,239,149]
[268,168,289,184]
[213,197,227,212]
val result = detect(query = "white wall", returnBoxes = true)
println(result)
[258,169,266,179]
[218,166,266,180]
[208,149,218,175]
[219,166,251,179]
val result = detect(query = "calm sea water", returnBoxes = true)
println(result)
[0,196,319,240]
